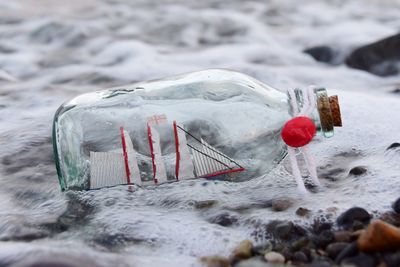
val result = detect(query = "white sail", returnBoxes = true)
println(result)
[148,125,168,184]
[190,138,241,178]
[174,122,195,180]
[122,130,142,186]
[90,151,126,189]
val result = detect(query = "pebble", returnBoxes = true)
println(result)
[200,255,230,267]
[349,166,367,176]
[208,212,238,227]
[313,230,335,249]
[393,197,400,213]
[296,207,311,218]
[358,220,400,253]
[337,207,371,229]
[334,231,352,243]
[303,46,334,63]
[235,257,273,267]
[335,242,358,264]
[387,143,400,150]
[326,242,348,259]
[272,198,293,212]
[292,251,308,263]
[194,200,217,209]
[274,221,294,240]
[341,253,376,267]
[380,211,400,227]
[232,240,253,260]
[264,252,285,264]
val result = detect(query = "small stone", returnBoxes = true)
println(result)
[303,46,334,63]
[275,221,294,240]
[380,211,400,227]
[387,143,400,150]
[208,212,238,227]
[326,242,348,259]
[337,207,371,229]
[393,197,400,214]
[291,237,310,251]
[334,231,352,243]
[357,220,400,253]
[264,251,285,264]
[312,230,335,249]
[272,198,293,212]
[235,257,271,267]
[252,241,273,255]
[349,166,367,176]
[231,240,253,260]
[194,200,217,209]
[335,242,358,264]
[341,253,376,267]
[296,207,311,217]
[292,251,308,263]
[200,255,230,267]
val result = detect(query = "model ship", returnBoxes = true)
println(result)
[89,115,245,189]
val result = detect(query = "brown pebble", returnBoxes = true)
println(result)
[334,231,352,243]
[231,240,253,260]
[200,256,230,267]
[272,198,293,212]
[357,220,400,252]
[296,207,311,217]
[194,200,217,209]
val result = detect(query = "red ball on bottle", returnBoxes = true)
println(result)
[281,116,316,148]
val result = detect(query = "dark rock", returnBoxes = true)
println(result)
[337,207,371,229]
[296,207,311,217]
[335,241,358,264]
[392,88,400,94]
[382,252,400,267]
[303,46,334,63]
[312,230,334,249]
[271,198,293,212]
[346,33,400,77]
[312,220,332,235]
[334,230,352,243]
[92,232,145,250]
[208,212,238,227]
[326,242,348,259]
[341,253,376,267]
[351,220,366,231]
[349,166,367,176]
[274,221,294,240]
[292,251,308,263]
[393,198,400,214]
[291,237,310,251]
[388,143,400,150]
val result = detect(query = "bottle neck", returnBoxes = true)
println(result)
[288,88,342,138]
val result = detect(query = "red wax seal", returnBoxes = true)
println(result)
[281,116,316,148]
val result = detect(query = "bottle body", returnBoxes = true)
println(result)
[53,69,331,190]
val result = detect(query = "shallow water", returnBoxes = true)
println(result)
[0,0,400,266]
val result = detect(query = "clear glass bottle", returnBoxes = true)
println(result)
[53,69,341,191]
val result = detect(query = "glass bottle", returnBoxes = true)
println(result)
[52,69,341,191]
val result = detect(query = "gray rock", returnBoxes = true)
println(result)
[349,166,367,176]
[303,46,334,63]
[326,242,348,259]
[337,207,371,229]
[341,253,376,267]
[346,33,400,77]
[296,207,311,217]
[393,198,400,214]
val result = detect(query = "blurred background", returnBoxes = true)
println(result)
[0,0,399,267]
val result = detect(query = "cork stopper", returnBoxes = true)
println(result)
[329,95,342,127]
